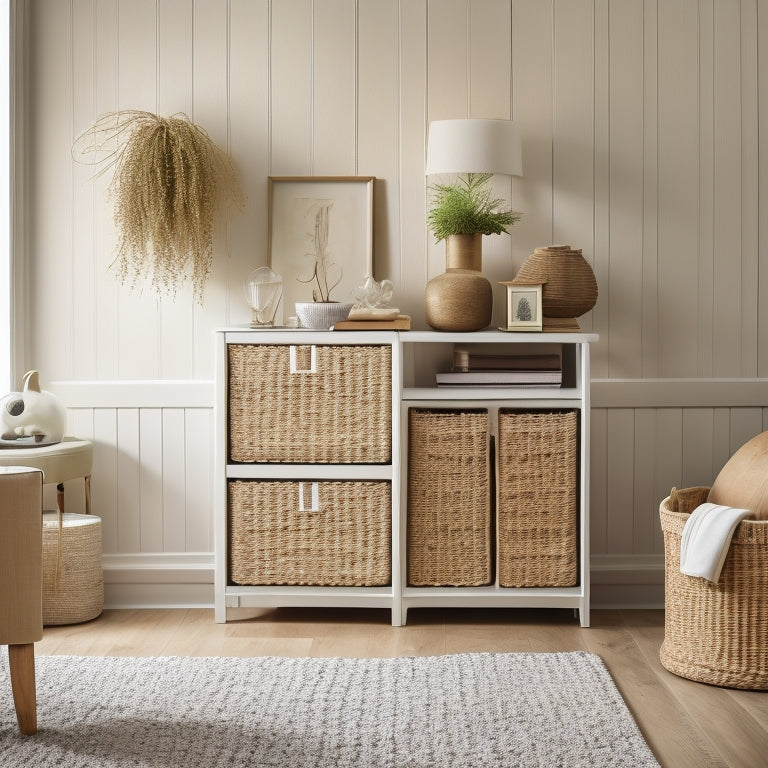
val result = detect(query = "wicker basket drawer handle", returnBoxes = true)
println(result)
[298,482,320,512]
[289,345,317,374]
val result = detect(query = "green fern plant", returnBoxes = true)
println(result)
[427,172,521,242]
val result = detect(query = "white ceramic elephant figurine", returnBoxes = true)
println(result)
[0,370,66,446]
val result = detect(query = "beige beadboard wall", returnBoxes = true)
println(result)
[18,0,768,608]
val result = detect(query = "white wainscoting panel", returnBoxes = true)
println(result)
[50,382,214,568]
[47,378,768,609]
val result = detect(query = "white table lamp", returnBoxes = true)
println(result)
[425,119,522,331]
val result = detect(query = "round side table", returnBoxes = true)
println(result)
[0,437,93,515]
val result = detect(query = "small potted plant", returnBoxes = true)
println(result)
[425,172,521,331]
[427,172,521,244]
[294,200,354,328]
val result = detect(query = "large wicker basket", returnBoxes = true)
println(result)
[660,486,768,689]
[228,344,391,464]
[497,409,578,587]
[228,480,391,586]
[407,408,491,586]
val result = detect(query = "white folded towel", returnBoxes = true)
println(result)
[680,502,751,583]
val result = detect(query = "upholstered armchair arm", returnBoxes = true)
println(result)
[0,466,44,735]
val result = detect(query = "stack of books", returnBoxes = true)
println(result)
[436,347,562,387]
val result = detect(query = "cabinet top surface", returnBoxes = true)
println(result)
[218,326,598,344]
[401,330,599,343]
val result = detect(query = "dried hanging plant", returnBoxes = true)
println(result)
[74,110,243,303]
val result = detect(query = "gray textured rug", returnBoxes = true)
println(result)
[0,651,658,767]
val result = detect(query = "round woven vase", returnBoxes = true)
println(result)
[425,233,492,332]
[515,245,598,320]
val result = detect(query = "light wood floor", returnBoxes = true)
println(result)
[35,607,767,768]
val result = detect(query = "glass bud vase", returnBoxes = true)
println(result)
[244,266,283,327]
[425,233,492,332]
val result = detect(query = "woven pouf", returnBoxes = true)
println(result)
[42,511,104,626]
[659,487,768,689]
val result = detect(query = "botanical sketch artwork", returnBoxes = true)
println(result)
[296,199,342,302]
[509,289,539,326]
[515,296,533,322]
[268,177,374,320]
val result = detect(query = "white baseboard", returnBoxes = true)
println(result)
[101,553,665,612]
[590,554,665,609]
[102,553,215,609]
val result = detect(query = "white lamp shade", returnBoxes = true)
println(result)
[425,119,522,176]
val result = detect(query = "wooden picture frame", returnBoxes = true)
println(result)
[268,176,375,319]
[499,281,543,332]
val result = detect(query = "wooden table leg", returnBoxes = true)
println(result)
[56,482,65,515]
[8,643,37,735]
[85,475,91,515]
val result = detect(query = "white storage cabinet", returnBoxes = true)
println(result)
[214,328,596,627]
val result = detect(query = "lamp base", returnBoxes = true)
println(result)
[425,234,492,332]
[425,270,493,331]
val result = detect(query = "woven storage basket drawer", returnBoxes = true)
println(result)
[228,480,391,586]
[407,409,491,586]
[497,409,578,587]
[228,344,391,464]
[660,486,768,690]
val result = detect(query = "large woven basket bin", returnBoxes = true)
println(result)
[42,512,104,626]
[660,486,768,689]
[497,409,578,587]
[407,408,492,586]
[229,480,391,586]
[228,344,391,464]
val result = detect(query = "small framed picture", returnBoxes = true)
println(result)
[499,281,543,331]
